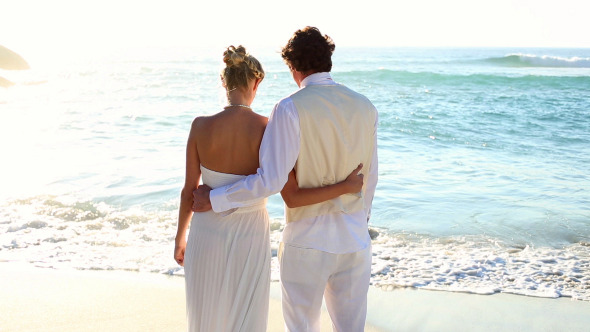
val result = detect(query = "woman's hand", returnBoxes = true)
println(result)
[174,237,187,266]
[343,163,364,194]
[280,163,365,209]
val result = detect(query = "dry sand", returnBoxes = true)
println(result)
[1,262,588,331]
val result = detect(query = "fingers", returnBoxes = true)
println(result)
[192,185,213,212]
[193,205,211,212]
[192,199,212,212]
[174,249,185,266]
[353,163,363,175]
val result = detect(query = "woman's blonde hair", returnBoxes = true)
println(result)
[221,45,264,91]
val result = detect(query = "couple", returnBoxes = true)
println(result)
[175,27,378,332]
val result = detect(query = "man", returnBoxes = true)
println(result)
[193,26,378,332]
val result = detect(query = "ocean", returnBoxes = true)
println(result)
[1,47,589,301]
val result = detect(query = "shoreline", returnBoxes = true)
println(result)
[1,262,589,331]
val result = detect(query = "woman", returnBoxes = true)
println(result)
[174,45,363,332]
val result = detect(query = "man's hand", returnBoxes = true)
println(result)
[192,184,212,212]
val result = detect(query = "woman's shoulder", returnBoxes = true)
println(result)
[191,109,235,125]
[250,111,268,125]
[190,110,266,133]
[190,114,211,130]
[188,114,221,141]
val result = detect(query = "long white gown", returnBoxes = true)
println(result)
[184,165,270,332]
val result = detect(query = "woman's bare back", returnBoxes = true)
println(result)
[193,108,267,175]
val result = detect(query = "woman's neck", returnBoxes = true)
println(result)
[226,89,251,107]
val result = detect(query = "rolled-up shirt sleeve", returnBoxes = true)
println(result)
[210,98,300,213]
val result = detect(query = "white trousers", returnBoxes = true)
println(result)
[278,243,372,332]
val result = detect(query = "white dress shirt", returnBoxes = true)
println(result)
[210,72,378,254]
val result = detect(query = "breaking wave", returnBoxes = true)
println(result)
[487,54,590,68]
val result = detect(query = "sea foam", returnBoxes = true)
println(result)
[1,197,588,301]
[369,231,590,301]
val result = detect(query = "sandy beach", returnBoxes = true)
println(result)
[0,262,382,332]
[1,262,589,332]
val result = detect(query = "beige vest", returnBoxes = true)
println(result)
[286,84,377,223]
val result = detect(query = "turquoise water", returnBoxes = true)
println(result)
[339,48,590,248]
[1,47,589,300]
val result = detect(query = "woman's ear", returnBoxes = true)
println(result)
[220,76,228,90]
[253,78,262,91]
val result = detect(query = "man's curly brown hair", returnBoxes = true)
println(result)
[281,26,335,73]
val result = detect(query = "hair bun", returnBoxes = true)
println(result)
[220,45,264,91]
[223,45,248,67]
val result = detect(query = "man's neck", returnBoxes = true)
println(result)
[295,70,318,87]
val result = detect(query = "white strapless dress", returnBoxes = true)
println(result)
[184,165,270,332]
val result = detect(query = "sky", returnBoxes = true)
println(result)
[2,0,590,61]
